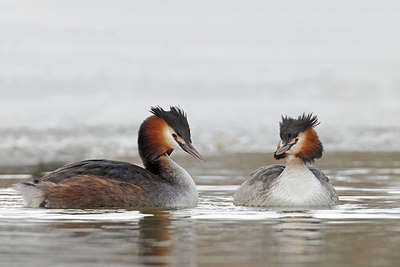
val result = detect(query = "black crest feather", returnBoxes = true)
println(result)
[279,113,320,142]
[150,106,191,143]
[138,106,192,172]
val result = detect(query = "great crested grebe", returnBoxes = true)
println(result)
[234,113,339,207]
[17,106,204,208]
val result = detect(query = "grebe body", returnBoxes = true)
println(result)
[18,106,203,208]
[234,114,338,207]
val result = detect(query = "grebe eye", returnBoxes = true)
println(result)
[172,133,177,139]
[295,138,299,142]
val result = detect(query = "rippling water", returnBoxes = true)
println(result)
[1,1,400,265]
[1,152,400,266]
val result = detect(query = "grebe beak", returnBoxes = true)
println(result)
[180,142,205,162]
[274,142,292,156]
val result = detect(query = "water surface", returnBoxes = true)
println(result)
[1,152,400,266]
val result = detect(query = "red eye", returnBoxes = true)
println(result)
[295,138,299,142]
[172,133,177,138]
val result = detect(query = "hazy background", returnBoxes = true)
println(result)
[1,0,399,165]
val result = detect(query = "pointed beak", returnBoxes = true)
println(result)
[274,142,292,156]
[179,142,205,162]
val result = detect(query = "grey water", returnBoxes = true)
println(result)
[1,152,400,266]
[1,0,400,266]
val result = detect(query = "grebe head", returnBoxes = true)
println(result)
[138,106,204,163]
[273,113,323,163]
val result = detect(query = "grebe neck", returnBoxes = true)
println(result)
[146,155,196,187]
[285,156,305,166]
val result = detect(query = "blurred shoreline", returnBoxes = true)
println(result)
[1,124,399,167]
[1,151,399,175]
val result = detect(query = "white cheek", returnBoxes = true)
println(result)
[163,128,181,150]
[287,137,304,154]
[289,144,300,154]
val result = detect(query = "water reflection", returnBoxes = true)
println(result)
[139,211,172,266]
[271,213,323,266]
[1,152,400,266]
[139,210,195,266]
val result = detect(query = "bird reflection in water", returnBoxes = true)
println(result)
[139,211,171,266]
[46,209,195,266]
[139,210,195,266]
[271,211,324,266]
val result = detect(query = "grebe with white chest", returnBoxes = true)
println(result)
[234,113,339,207]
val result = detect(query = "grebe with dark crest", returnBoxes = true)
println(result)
[18,106,204,208]
[234,113,339,207]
